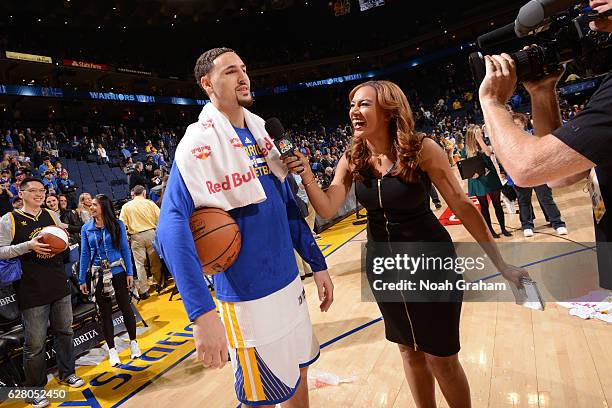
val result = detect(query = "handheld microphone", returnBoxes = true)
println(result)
[477,0,581,49]
[265,117,304,173]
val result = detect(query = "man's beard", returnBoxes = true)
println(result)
[238,95,254,108]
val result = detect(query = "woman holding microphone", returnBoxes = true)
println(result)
[285,80,528,408]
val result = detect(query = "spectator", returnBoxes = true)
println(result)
[120,145,132,160]
[0,178,85,407]
[57,171,78,209]
[38,158,53,176]
[122,157,136,174]
[42,171,58,194]
[44,194,60,214]
[143,155,159,180]
[464,125,511,238]
[144,140,154,153]
[510,114,568,237]
[0,173,13,216]
[129,162,149,190]
[10,170,25,198]
[77,192,93,224]
[58,194,83,244]
[119,185,163,298]
[96,144,109,164]
[79,194,141,367]
[17,151,30,164]
[321,166,334,189]
[12,196,23,210]
[150,169,163,188]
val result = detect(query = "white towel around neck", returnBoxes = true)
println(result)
[174,103,288,211]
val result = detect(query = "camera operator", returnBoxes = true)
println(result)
[478,0,612,289]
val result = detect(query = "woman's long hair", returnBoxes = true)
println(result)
[95,194,121,249]
[347,80,423,183]
[464,124,481,158]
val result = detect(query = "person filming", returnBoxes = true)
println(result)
[478,0,612,289]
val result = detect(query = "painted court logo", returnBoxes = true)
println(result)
[191,145,212,160]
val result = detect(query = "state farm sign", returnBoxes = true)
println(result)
[63,59,110,71]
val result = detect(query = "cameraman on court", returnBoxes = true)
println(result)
[478,0,612,289]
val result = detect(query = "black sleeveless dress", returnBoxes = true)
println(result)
[356,167,463,357]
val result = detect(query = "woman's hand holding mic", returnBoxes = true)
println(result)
[284,150,316,186]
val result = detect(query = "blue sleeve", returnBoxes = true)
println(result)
[283,180,327,272]
[157,163,216,320]
[79,226,92,285]
[118,220,134,276]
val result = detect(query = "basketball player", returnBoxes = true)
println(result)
[157,48,334,407]
[0,177,84,408]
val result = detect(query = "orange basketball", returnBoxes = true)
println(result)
[37,226,69,256]
[189,208,241,275]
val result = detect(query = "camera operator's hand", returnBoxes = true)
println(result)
[521,46,565,95]
[479,54,517,105]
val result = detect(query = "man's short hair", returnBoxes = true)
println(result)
[21,177,43,189]
[131,185,146,196]
[193,47,235,92]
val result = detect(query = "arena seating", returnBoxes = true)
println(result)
[62,158,130,201]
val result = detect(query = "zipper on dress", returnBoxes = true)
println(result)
[377,178,418,351]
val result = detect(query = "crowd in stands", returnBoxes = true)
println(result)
[0,122,183,217]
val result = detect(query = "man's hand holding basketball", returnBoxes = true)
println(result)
[313,270,334,312]
[193,309,229,369]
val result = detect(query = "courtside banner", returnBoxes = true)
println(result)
[63,59,110,71]
[5,51,52,64]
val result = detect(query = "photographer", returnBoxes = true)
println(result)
[478,0,612,289]
[0,177,13,216]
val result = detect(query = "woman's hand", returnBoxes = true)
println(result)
[79,283,89,294]
[499,263,530,288]
[283,150,314,181]
[127,275,134,289]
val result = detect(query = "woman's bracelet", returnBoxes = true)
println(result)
[303,177,317,188]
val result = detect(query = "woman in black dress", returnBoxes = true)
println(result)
[285,80,528,408]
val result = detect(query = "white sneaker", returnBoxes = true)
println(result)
[108,347,121,367]
[523,229,534,237]
[130,340,142,359]
[29,397,50,408]
[556,227,568,235]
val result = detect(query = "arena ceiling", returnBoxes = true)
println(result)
[1,0,525,31]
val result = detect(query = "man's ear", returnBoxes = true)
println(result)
[201,75,213,96]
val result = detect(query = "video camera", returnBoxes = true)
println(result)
[469,0,612,85]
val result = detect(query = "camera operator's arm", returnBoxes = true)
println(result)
[479,54,595,187]
[524,66,591,186]
[523,71,563,136]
